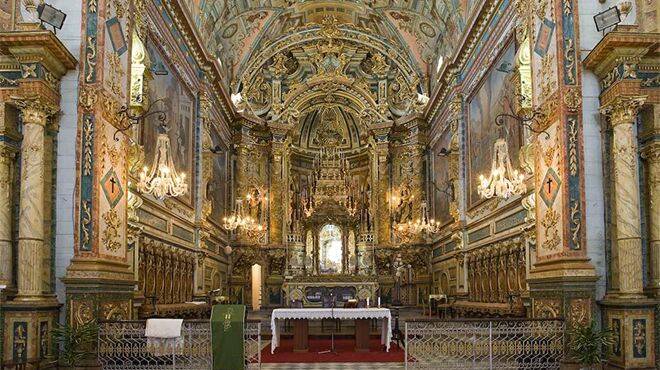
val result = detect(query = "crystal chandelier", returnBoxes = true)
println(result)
[222,197,267,243]
[138,130,188,199]
[393,201,440,243]
[477,138,526,199]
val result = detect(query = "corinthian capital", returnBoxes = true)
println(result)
[600,96,647,126]
[641,141,660,161]
[11,95,59,126]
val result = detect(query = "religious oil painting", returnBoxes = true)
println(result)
[467,40,522,208]
[319,224,342,274]
[142,38,195,205]
[209,127,227,227]
[432,130,453,226]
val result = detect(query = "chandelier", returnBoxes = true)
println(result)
[138,130,188,199]
[393,201,440,243]
[477,138,526,199]
[222,196,267,243]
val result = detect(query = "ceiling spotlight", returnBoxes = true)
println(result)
[37,3,66,32]
[594,7,621,32]
[150,61,169,76]
[437,148,452,156]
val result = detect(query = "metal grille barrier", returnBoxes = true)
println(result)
[98,320,261,369]
[404,319,564,369]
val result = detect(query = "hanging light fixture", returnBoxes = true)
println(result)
[137,126,188,199]
[477,138,526,199]
[392,201,440,244]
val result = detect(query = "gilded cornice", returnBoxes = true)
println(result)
[583,25,660,78]
[425,0,500,124]
[0,30,77,75]
[155,0,235,124]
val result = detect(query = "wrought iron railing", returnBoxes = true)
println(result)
[404,319,564,369]
[98,320,261,369]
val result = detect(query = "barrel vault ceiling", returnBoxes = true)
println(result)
[183,0,481,93]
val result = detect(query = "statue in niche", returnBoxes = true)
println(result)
[394,180,414,223]
[313,108,347,147]
[359,182,372,232]
[288,179,301,233]
[245,186,265,222]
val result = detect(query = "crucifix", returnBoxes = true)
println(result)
[110,176,117,193]
[545,177,553,194]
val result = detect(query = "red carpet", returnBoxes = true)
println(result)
[263,338,404,363]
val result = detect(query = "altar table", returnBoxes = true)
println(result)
[270,308,392,354]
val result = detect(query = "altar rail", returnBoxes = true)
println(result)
[98,320,261,369]
[404,319,564,369]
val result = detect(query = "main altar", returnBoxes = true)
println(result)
[282,275,378,307]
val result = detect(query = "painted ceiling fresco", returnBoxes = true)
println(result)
[183,0,480,89]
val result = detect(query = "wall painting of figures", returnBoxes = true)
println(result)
[432,130,453,226]
[209,126,228,227]
[467,40,522,209]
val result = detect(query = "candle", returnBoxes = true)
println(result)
[377,297,381,308]
[366,297,370,308]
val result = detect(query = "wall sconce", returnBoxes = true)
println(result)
[113,97,167,141]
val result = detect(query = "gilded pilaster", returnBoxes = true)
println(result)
[601,96,647,297]
[269,135,288,245]
[373,137,390,245]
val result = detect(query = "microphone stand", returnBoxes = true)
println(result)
[319,297,338,355]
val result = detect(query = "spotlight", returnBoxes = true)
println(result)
[437,148,452,156]
[37,3,66,32]
[594,7,621,32]
[150,61,169,76]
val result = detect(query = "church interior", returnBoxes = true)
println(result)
[0,0,659,369]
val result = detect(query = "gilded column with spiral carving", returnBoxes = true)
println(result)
[13,98,57,300]
[601,96,647,297]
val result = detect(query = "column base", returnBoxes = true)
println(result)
[600,298,658,369]
[1,299,61,368]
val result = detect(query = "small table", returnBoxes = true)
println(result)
[270,308,392,354]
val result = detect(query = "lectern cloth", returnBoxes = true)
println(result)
[270,308,392,353]
[211,304,246,370]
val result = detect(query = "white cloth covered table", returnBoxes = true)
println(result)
[270,308,392,354]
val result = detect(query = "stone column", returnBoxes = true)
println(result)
[14,99,55,300]
[642,142,659,295]
[600,96,646,297]
[0,147,15,289]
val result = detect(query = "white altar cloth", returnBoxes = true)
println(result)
[270,308,392,354]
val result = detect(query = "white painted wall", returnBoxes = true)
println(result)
[48,0,83,304]
[577,1,636,300]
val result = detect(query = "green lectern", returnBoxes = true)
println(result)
[211,304,246,370]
